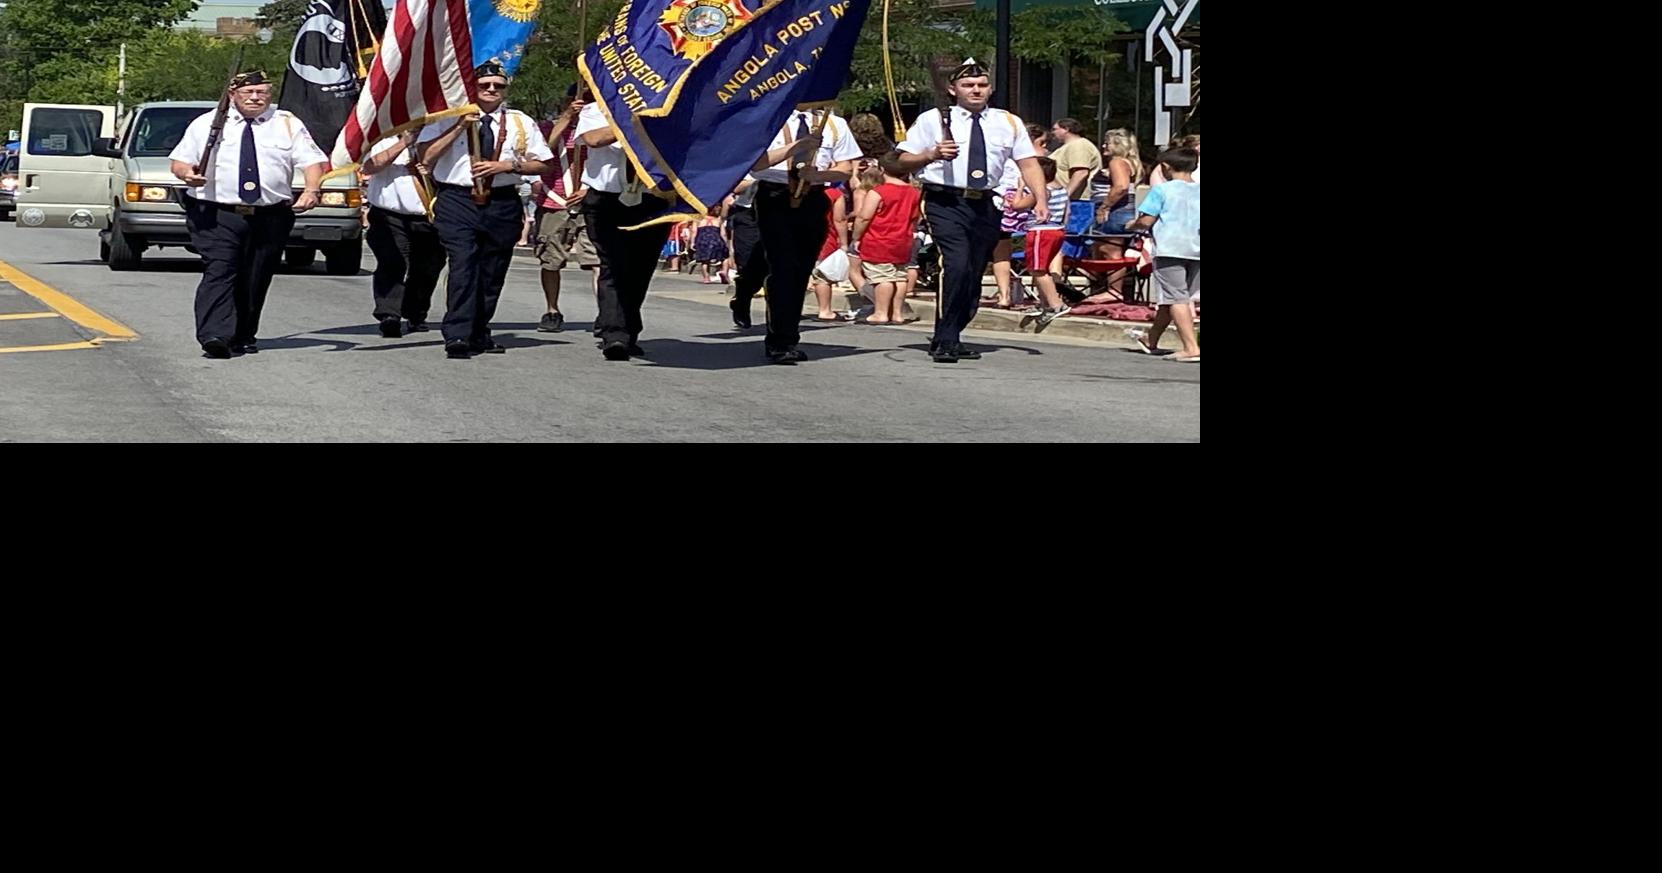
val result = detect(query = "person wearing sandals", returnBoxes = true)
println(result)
[808,185,853,322]
[850,150,922,325]
[692,207,729,284]
[845,161,882,309]
[1124,146,1200,363]
[990,122,1048,308]
[1015,157,1075,326]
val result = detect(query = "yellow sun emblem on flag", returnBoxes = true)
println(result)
[494,0,541,23]
[658,0,752,61]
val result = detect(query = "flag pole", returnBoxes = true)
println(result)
[571,0,591,187]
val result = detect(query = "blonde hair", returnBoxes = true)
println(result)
[857,164,884,190]
[1101,128,1143,183]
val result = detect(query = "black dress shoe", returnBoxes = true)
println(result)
[929,344,959,363]
[378,316,403,338]
[471,340,507,354]
[538,312,565,332]
[232,338,258,354]
[625,343,647,357]
[445,339,473,359]
[766,347,797,365]
[601,340,630,361]
[953,343,981,360]
[202,338,232,359]
[782,347,807,362]
[406,320,430,332]
[730,301,752,330]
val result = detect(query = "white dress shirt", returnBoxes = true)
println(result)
[168,106,328,206]
[574,103,630,194]
[364,135,428,215]
[996,159,1022,196]
[418,107,552,188]
[751,111,862,184]
[898,105,1035,188]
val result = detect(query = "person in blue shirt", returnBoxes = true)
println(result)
[1125,146,1200,363]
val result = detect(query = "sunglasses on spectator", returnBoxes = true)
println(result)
[478,82,507,92]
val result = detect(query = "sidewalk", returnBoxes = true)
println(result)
[513,247,1196,347]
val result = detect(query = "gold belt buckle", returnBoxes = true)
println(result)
[235,204,255,215]
[964,188,986,200]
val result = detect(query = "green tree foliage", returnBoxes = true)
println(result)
[2,0,1148,142]
[509,0,625,121]
[1,0,203,133]
[257,0,314,26]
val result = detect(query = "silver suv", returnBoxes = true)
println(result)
[13,100,364,273]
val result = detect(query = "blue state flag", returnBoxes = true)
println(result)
[580,0,871,224]
[472,0,543,76]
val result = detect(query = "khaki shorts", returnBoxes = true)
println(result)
[534,206,599,270]
[862,261,906,283]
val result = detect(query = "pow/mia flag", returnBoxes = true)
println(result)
[279,0,387,162]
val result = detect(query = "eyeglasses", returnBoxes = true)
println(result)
[238,91,272,99]
[478,82,507,92]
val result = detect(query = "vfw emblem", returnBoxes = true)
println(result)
[493,0,541,22]
[659,0,752,60]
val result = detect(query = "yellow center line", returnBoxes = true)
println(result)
[0,341,100,354]
[0,258,138,340]
[0,311,63,321]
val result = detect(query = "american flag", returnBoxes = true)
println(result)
[329,0,478,171]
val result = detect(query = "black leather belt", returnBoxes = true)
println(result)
[198,200,291,215]
[434,183,519,199]
[923,183,992,200]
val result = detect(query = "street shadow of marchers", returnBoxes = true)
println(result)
[256,336,358,352]
[45,259,203,272]
[898,341,1045,358]
[493,335,570,350]
[692,321,851,342]
[491,321,598,334]
[633,338,883,371]
[310,323,397,336]
[351,340,448,352]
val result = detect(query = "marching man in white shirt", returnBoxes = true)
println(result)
[747,108,861,364]
[895,59,1048,363]
[360,126,446,338]
[168,70,327,359]
[417,60,554,359]
[576,100,670,362]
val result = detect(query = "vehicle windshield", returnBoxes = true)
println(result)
[129,108,207,157]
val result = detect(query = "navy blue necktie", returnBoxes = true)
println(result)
[967,112,988,189]
[788,113,812,189]
[238,120,259,203]
[480,115,496,162]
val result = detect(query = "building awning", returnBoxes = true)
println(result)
[971,0,1201,31]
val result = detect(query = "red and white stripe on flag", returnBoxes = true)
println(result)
[328,0,478,172]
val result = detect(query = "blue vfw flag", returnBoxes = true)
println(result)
[579,0,871,224]
[471,0,543,75]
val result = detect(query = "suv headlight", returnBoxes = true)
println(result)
[125,183,171,202]
[318,190,362,208]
